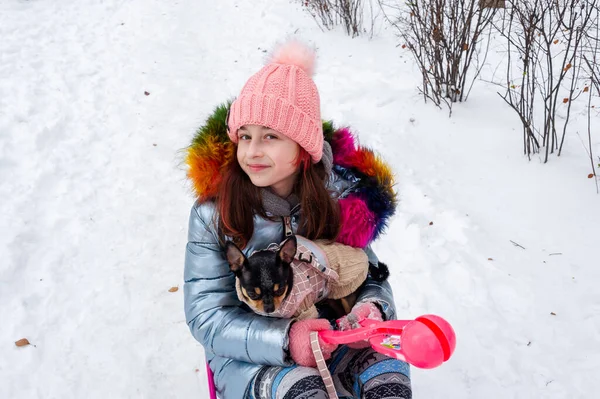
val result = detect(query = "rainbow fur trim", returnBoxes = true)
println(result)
[186,102,397,247]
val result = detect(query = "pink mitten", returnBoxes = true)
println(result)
[289,318,339,367]
[336,302,383,348]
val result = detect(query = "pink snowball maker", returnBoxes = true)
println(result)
[319,314,456,369]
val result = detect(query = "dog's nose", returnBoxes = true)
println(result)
[264,302,275,313]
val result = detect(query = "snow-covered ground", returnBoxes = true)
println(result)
[1,1,598,398]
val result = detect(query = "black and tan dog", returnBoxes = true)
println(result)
[225,236,389,319]
[225,237,296,314]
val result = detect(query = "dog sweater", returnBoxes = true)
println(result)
[235,239,369,320]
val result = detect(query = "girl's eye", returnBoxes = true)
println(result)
[239,134,251,140]
[265,134,278,140]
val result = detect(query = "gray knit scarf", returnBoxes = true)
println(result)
[260,141,333,217]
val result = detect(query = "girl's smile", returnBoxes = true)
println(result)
[247,163,270,172]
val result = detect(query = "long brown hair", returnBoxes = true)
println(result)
[216,147,340,248]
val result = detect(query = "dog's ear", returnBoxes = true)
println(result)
[278,236,297,264]
[225,241,246,273]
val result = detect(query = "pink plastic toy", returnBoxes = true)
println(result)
[319,314,456,369]
[206,314,456,398]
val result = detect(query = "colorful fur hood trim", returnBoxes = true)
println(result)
[185,102,397,248]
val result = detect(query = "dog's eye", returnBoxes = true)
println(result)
[246,290,261,300]
[273,286,286,296]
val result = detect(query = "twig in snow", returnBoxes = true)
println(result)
[510,240,526,249]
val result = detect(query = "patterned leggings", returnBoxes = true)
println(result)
[245,346,412,399]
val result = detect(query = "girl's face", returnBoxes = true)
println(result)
[236,125,300,197]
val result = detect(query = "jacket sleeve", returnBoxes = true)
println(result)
[183,201,294,366]
[354,245,397,321]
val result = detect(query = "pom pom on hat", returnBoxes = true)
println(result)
[269,40,316,77]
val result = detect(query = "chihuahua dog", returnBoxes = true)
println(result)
[225,235,389,319]
[225,237,296,315]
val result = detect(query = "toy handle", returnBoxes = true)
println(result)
[319,319,411,345]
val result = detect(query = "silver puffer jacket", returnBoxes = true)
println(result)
[184,105,398,398]
[184,198,396,398]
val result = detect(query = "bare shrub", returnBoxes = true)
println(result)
[581,1,600,190]
[480,0,506,7]
[379,0,499,115]
[494,0,599,163]
[300,0,376,38]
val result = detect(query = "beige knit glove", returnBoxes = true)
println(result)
[314,241,369,299]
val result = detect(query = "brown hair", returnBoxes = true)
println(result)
[216,147,340,248]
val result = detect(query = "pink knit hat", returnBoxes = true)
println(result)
[227,40,324,163]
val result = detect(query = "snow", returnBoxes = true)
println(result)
[1,0,598,398]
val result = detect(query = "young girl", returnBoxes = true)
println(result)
[184,41,412,399]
